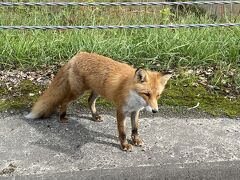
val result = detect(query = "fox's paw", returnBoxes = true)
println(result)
[59,117,69,123]
[132,136,144,147]
[93,114,103,122]
[59,112,69,123]
[121,143,133,152]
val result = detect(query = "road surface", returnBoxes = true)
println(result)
[0,107,240,179]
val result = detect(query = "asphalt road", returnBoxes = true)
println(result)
[0,107,240,179]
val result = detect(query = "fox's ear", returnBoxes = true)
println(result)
[135,68,147,83]
[160,72,172,86]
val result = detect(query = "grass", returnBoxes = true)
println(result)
[161,79,240,117]
[0,80,44,111]
[0,79,239,117]
[0,4,239,71]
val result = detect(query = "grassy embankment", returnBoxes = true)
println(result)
[0,4,239,117]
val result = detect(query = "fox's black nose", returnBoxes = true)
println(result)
[152,109,158,113]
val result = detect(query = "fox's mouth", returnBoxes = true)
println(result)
[145,105,158,113]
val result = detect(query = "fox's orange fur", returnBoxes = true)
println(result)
[26,52,171,151]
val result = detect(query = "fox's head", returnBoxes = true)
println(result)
[132,68,171,113]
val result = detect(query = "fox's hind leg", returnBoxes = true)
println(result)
[59,92,84,123]
[88,91,102,122]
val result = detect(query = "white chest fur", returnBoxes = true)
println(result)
[123,90,146,114]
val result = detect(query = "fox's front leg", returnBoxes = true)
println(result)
[117,109,132,151]
[131,111,143,146]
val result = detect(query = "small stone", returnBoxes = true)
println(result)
[29,93,35,97]
[192,82,198,87]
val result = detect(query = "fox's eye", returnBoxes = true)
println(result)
[143,92,151,97]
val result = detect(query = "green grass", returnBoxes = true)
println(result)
[0,79,239,117]
[161,80,240,117]
[0,80,44,111]
[0,4,239,71]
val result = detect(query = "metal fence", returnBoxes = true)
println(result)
[0,1,239,6]
[0,1,240,30]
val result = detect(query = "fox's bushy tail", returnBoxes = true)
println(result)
[25,64,70,119]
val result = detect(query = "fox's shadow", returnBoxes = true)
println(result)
[22,112,120,158]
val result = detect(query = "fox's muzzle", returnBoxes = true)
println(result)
[145,105,158,113]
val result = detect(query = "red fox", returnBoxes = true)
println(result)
[26,52,171,151]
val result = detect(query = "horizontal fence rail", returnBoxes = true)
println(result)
[0,1,240,7]
[1,24,240,30]
[1,1,239,30]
